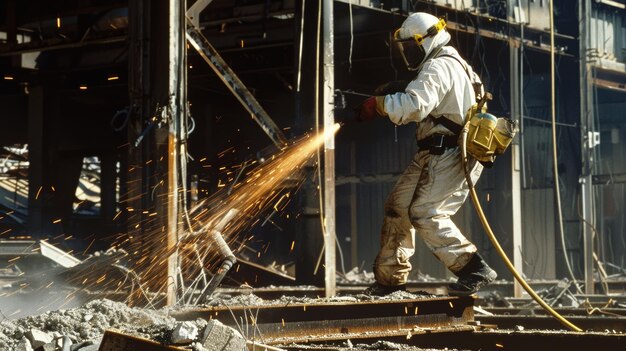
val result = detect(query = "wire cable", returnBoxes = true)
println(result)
[348,0,354,72]
[296,0,306,92]
[460,128,582,332]
[549,0,583,294]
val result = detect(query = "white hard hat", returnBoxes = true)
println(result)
[394,13,451,71]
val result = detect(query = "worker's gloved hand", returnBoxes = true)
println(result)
[374,80,409,95]
[355,96,386,122]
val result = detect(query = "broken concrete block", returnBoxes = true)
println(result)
[201,320,247,351]
[171,321,199,344]
[25,328,53,349]
[83,314,93,322]
[15,337,33,351]
[40,341,58,351]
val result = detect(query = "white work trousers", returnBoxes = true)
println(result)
[374,147,483,286]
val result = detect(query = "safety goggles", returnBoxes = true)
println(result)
[394,18,446,70]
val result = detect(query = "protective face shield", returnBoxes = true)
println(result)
[394,14,448,71]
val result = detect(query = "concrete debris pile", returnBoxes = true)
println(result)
[0,299,174,350]
[0,299,254,351]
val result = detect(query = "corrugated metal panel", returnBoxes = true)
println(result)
[522,189,556,279]
[596,183,626,274]
[427,0,475,10]
[591,3,626,63]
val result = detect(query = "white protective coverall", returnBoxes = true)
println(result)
[374,29,484,286]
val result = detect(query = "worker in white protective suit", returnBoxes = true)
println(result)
[356,12,497,296]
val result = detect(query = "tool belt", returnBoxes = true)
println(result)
[416,133,458,155]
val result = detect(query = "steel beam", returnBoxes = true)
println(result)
[186,19,288,148]
[171,296,475,344]
[99,330,185,351]
[401,330,625,351]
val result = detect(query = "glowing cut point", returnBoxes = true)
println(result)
[323,123,341,139]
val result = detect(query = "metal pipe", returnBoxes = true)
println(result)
[195,208,239,302]
[196,235,236,302]
[322,0,336,298]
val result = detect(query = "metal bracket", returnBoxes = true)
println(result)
[587,131,600,149]
[186,18,288,148]
[186,0,214,27]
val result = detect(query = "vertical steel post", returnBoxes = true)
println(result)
[166,0,185,306]
[579,0,595,295]
[322,0,336,297]
[508,0,524,299]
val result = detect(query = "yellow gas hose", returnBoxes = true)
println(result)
[460,128,583,332]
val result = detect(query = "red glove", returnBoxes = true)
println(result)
[356,96,385,122]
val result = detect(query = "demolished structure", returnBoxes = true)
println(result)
[1,0,626,350]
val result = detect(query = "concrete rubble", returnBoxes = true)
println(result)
[171,321,199,345]
[199,320,247,351]
[25,328,54,349]
[15,336,33,351]
[0,299,176,350]
[0,299,258,351]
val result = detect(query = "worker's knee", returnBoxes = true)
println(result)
[384,199,408,219]
[409,205,449,229]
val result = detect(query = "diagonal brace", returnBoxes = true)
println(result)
[186,19,288,148]
[186,0,213,27]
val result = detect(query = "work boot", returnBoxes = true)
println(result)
[364,282,407,296]
[448,253,497,296]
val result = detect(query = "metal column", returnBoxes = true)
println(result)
[579,0,595,295]
[508,0,524,298]
[127,0,183,303]
[166,0,186,306]
[322,0,336,297]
